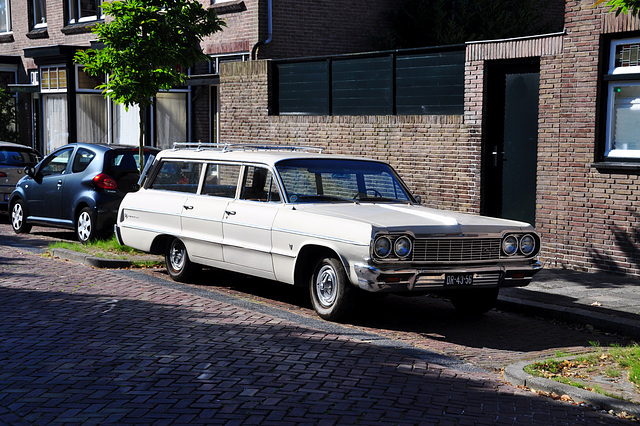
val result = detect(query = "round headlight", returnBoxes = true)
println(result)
[374,236,392,258]
[520,234,536,256]
[394,236,412,258]
[502,235,518,256]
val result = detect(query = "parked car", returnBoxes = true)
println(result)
[1,141,41,212]
[10,143,159,243]
[115,143,542,320]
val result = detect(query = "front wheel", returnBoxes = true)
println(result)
[76,207,97,244]
[165,238,199,282]
[449,288,499,315]
[309,257,353,321]
[11,199,31,234]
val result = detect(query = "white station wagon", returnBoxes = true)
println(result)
[116,143,542,320]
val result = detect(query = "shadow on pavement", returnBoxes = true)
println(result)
[0,251,623,424]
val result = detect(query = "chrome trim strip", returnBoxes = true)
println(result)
[272,227,369,247]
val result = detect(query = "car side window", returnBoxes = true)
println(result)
[148,161,202,194]
[240,166,281,202]
[39,148,73,177]
[202,163,241,198]
[71,148,96,173]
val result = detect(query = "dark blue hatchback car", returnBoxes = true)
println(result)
[9,143,159,243]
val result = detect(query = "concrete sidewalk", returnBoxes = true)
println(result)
[499,269,640,339]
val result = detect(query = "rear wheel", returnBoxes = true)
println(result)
[309,257,353,321]
[10,199,31,234]
[165,238,199,282]
[76,207,97,244]
[449,288,499,315]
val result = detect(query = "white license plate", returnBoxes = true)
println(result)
[445,274,474,286]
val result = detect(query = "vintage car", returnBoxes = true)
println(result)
[115,143,542,320]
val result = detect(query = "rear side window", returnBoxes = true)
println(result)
[0,148,39,167]
[202,163,241,198]
[72,148,96,173]
[149,160,203,194]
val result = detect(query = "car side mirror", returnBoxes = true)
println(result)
[24,166,36,177]
[414,195,422,205]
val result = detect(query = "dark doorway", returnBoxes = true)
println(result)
[482,60,540,226]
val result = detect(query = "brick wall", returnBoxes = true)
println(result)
[218,60,475,214]
[219,3,640,277]
[204,0,396,59]
[547,0,640,275]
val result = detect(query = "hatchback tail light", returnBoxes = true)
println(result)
[0,172,7,177]
[93,173,118,190]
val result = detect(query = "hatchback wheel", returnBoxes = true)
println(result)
[76,207,97,244]
[165,238,199,282]
[309,257,353,321]
[11,199,31,234]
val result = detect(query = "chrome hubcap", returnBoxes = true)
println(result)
[316,264,338,307]
[77,211,92,241]
[169,241,185,271]
[11,203,23,230]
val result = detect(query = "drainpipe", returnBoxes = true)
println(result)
[251,0,272,60]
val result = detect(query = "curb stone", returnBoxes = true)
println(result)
[51,248,134,269]
[504,359,640,417]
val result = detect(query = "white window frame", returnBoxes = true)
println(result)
[40,65,67,94]
[67,0,104,25]
[604,37,640,159]
[0,0,12,34]
[31,0,47,29]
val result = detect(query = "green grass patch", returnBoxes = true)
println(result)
[49,236,163,267]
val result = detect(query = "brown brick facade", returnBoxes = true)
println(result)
[218,2,640,277]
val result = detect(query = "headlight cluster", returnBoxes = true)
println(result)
[502,233,537,257]
[373,235,413,260]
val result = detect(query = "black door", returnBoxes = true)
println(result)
[483,61,539,226]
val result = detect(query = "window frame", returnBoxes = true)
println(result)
[67,0,103,25]
[30,0,47,30]
[599,36,640,165]
[0,0,11,34]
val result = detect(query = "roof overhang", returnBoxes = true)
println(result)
[185,74,220,86]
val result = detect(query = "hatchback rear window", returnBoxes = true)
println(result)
[105,149,155,174]
[0,148,39,167]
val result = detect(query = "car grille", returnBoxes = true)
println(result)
[412,238,501,263]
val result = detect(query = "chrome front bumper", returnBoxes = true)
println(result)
[353,261,542,293]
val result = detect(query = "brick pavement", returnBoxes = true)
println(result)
[0,247,630,424]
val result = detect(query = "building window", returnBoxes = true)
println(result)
[604,38,640,159]
[0,0,11,33]
[67,0,102,24]
[30,0,47,29]
[41,66,67,93]
[41,65,68,153]
[76,67,108,144]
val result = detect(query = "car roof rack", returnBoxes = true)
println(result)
[171,142,324,153]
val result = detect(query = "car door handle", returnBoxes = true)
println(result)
[225,210,236,216]
[57,180,63,189]
[183,205,194,210]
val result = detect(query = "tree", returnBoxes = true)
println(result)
[0,87,19,143]
[74,0,225,169]
[594,0,640,18]
[373,0,557,50]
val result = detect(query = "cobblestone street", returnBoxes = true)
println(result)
[0,237,631,424]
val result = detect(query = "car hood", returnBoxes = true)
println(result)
[292,203,534,235]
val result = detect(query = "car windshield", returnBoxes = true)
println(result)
[0,148,39,167]
[276,158,414,204]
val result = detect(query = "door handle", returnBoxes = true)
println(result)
[183,205,194,210]
[225,210,236,216]
[57,180,63,189]
[491,146,506,167]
